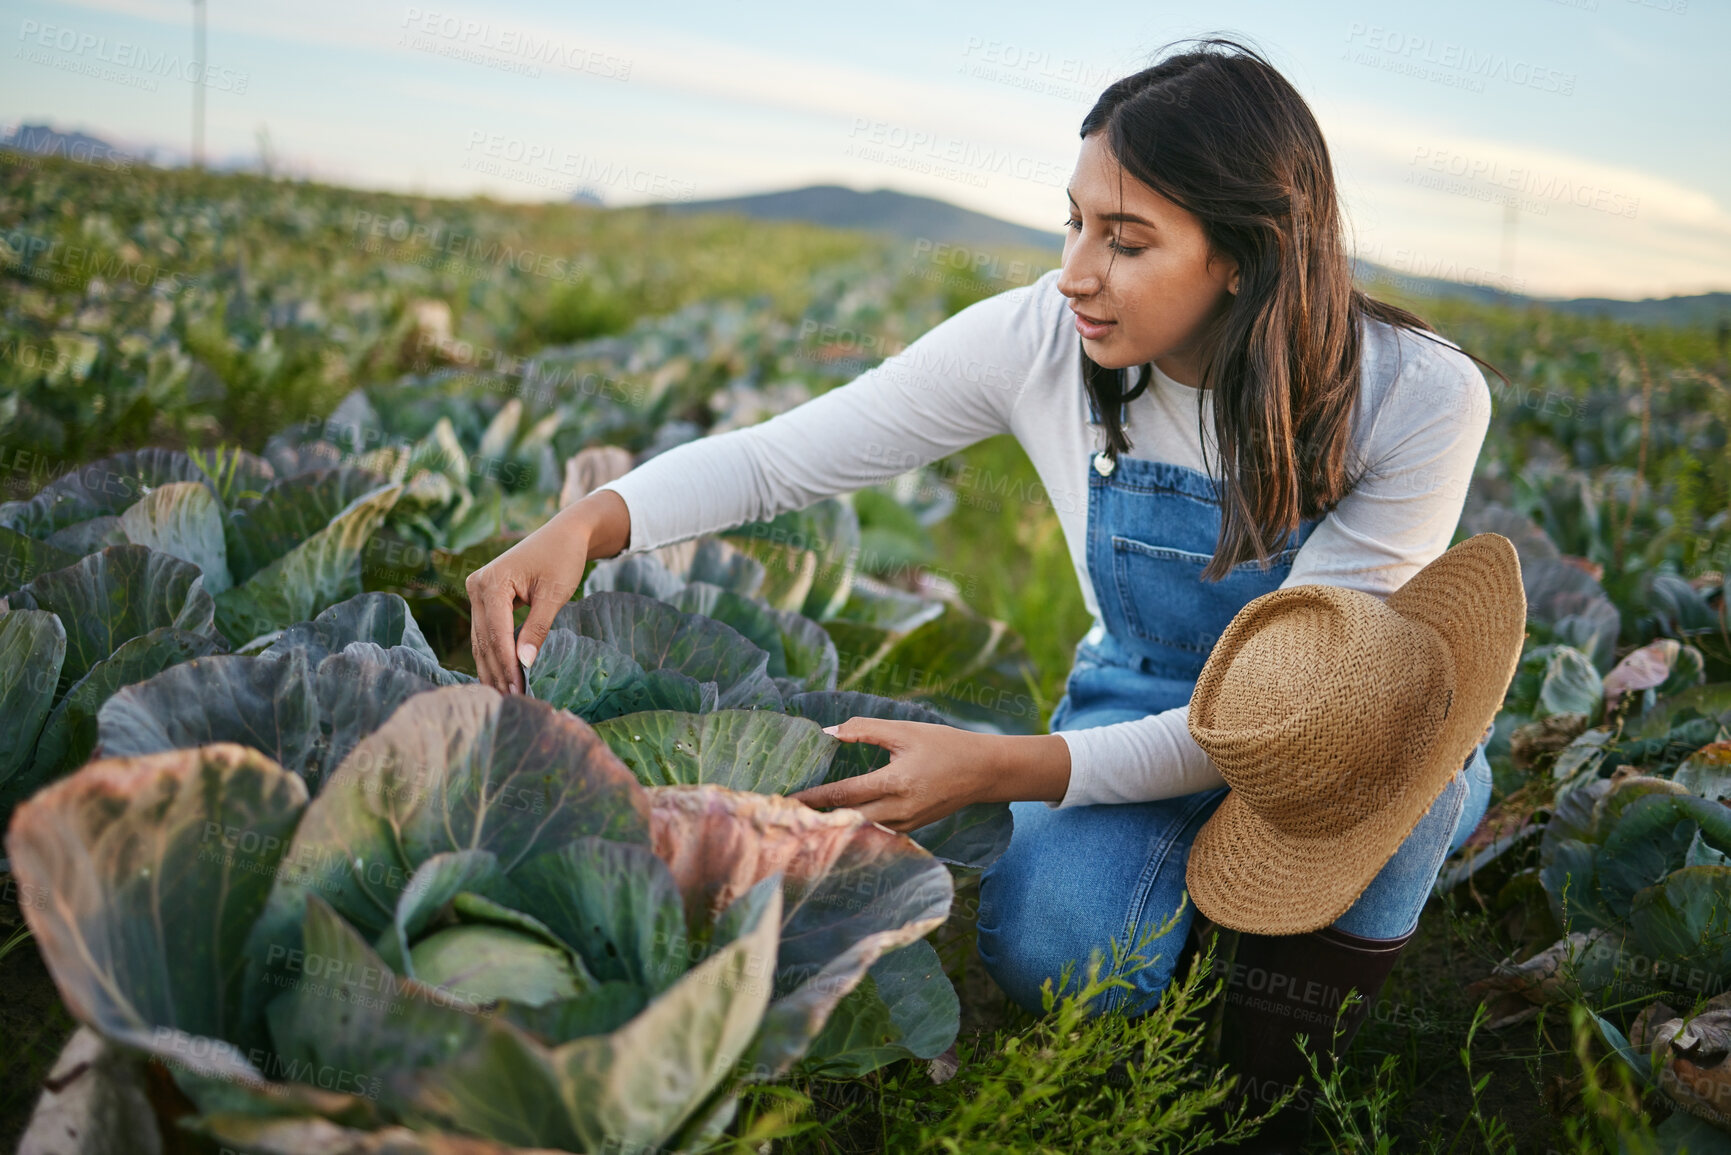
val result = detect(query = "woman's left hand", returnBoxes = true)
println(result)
[787,716,994,833]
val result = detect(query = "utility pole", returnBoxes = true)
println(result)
[191,0,206,168]
[1498,197,1518,297]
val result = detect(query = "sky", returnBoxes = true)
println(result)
[2,0,1726,299]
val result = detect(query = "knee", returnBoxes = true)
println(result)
[975,857,1071,1016]
[977,913,1135,1018]
[975,859,1186,1019]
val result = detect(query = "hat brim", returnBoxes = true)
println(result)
[1186,533,1527,935]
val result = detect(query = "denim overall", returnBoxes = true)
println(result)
[975,381,1494,1018]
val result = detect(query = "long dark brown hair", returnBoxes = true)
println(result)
[1079,36,1509,581]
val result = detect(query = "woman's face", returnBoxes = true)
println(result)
[1057,130,1238,385]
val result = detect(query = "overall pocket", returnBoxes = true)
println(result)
[1111,537,1299,655]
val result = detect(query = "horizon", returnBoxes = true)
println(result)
[2,0,1726,299]
[4,135,1716,309]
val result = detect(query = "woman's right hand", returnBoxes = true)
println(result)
[466,492,630,694]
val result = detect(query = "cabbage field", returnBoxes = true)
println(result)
[1,150,1729,1154]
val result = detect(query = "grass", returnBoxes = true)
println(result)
[717,897,1277,1154]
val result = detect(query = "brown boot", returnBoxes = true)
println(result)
[1206,923,1416,1153]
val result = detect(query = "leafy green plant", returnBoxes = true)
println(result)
[1468,714,1731,1058]
[0,423,1037,1101]
[0,544,225,812]
[0,153,894,461]
[7,684,952,1153]
[710,504,1044,737]
[0,449,433,815]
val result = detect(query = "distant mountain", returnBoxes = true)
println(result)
[2,120,283,174]
[1,122,132,164]
[649,184,1064,253]
[650,185,1725,327]
[1352,258,1516,309]
[1529,292,1731,328]
[1353,257,1729,328]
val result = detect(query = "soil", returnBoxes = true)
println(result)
[1353,891,1577,1153]
[0,877,78,1154]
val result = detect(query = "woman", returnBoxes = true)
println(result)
[467,35,1504,1142]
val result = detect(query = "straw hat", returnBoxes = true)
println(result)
[1184,533,1527,935]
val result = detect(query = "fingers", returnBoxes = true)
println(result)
[789,772,881,812]
[465,512,591,695]
[822,716,904,751]
[854,805,916,834]
[515,576,572,681]
[466,566,523,694]
[793,717,906,810]
[792,772,919,833]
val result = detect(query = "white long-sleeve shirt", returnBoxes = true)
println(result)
[593,267,1493,808]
